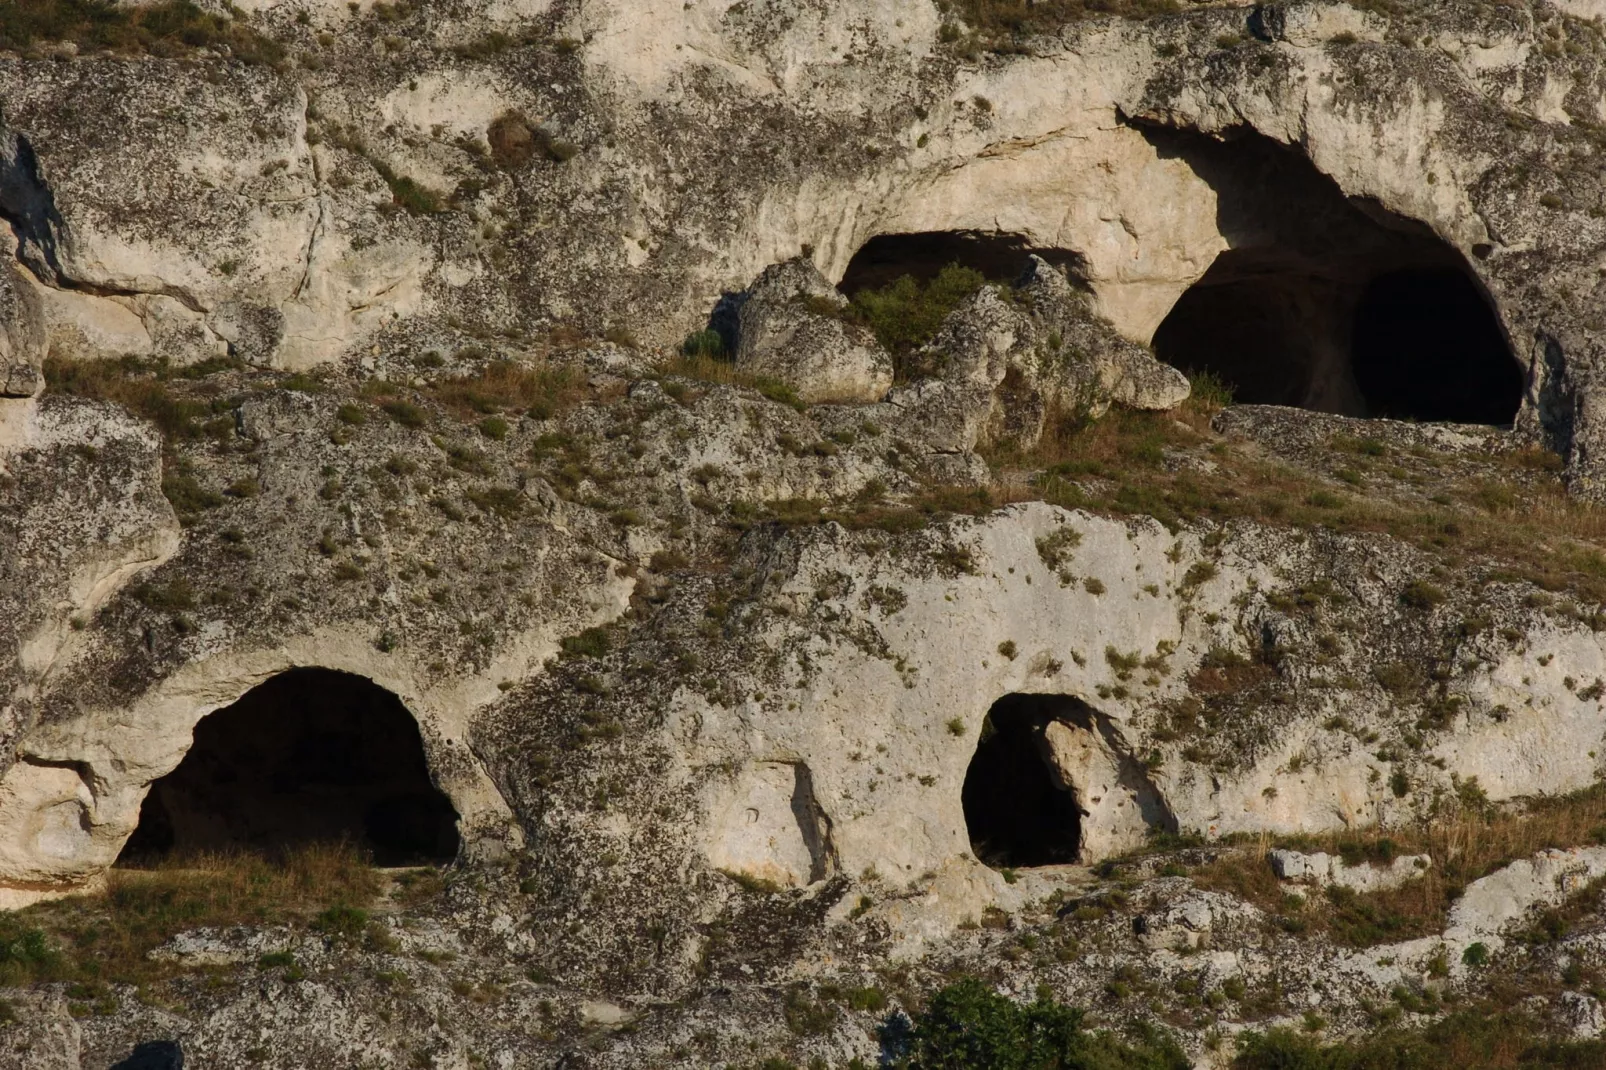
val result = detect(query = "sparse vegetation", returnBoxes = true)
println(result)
[0,845,379,988]
[0,0,285,63]
[995,392,1606,607]
[904,978,1187,1069]
[1235,1009,1606,1069]
[846,262,988,376]
[1195,781,1606,948]
[44,355,238,443]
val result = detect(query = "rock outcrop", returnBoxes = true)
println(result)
[733,258,894,404]
[12,0,1606,1065]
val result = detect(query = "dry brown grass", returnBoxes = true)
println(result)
[42,354,241,443]
[988,389,1606,607]
[427,359,590,421]
[1,844,382,987]
[1190,784,1606,947]
[657,355,810,411]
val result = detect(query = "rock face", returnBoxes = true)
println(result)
[733,258,893,404]
[15,0,1606,1066]
[0,253,43,398]
[1270,848,1432,893]
[5,0,1606,485]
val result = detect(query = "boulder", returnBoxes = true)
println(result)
[1560,991,1606,1039]
[735,258,894,404]
[1269,848,1431,893]
[1012,257,1190,416]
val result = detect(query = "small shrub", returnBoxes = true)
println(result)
[907,979,1187,1070]
[467,487,523,517]
[681,329,725,358]
[1035,527,1082,570]
[561,627,610,659]
[162,473,225,514]
[337,403,368,426]
[313,904,369,943]
[848,262,988,372]
[1400,580,1446,610]
[382,400,427,428]
[946,718,966,737]
[997,640,1018,660]
[487,110,536,169]
[130,579,196,613]
[1186,369,1235,410]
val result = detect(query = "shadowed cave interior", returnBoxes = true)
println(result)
[1146,128,1522,424]
[835,131,1523,426]
[962,694,1084,869]
[119,668,460,867]
[836,229,1083,293]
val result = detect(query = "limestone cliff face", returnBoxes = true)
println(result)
[5,0,1606,479]
[12,1,1606,1066]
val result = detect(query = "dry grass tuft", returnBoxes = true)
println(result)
[1192,784,1606,947]
[1,844,382,987]
[428,359,589,421]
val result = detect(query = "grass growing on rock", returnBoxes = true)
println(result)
[1235,1007,1606,1069]
[43,355,241,443]
[0,844,381,987]
[428,359,589,421]
[1189,781,1606,948]
[986,376,1606,607]
[0,0,285,62]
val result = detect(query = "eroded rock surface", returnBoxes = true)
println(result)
[14,0,1606,1065]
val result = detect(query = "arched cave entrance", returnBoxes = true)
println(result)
[837,230,1082,294]
[962,694,1084,868]
[1147,129,1522,424]
[119,668,460,867]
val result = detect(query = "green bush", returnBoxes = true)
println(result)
[905,979,1187,1070]
[848,262,988,365]
[1186,369,1235,409]
[682,329,725,358]
[0,919,61,985]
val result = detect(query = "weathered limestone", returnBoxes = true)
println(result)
[0,252,43,398]
[1270,848,1432,893]
[733,258,893,404]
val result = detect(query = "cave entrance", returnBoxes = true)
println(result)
[119,668,460,867]
[837,230,1081,294]
[1147,129,1521,424]
[961,694,1083,868]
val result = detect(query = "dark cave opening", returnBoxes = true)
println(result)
[837,230,1082,294]
[119,668,460,867]
[961,694,1082,869]
[1145,128,1522,424]
[1351,269,1524,424]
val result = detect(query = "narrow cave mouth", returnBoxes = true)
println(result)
[837,230,1082,294]
[118,668,460,868]
[961,694,1082,869]
[1145,127,1521,424]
